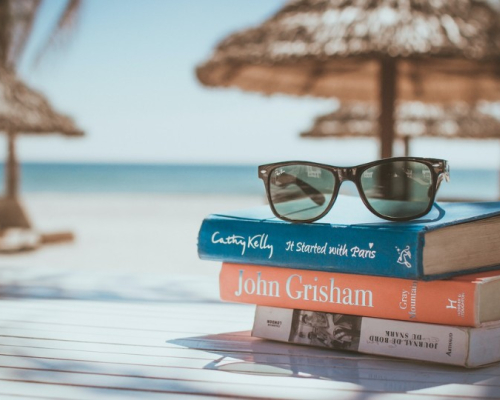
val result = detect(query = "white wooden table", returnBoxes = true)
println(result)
[0,266,499,399]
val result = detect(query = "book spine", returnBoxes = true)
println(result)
[252,306,476,367]
[221,263,478,326]
[198,217,425,279]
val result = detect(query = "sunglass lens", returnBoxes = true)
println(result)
[269,164,336,221]
[360,161,433,219]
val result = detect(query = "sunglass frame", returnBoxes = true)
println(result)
[258,157,450,223]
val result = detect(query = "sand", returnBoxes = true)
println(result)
[0,193,264,277]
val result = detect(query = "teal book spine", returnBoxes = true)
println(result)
[197,196,500,280]
[198,215,425,279]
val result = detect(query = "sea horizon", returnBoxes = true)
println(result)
[0,161,498,200]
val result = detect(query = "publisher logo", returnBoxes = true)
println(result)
[446,299,458,309]
[267,319,282,328]
[395,245,412,268]
[446,293,465,318]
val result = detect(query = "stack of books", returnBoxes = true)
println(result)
[197,195,500,367]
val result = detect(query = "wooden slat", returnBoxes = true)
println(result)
[0,343,498,390]
[0,267,221,303]
[0,380,242,400]
[0,363,494,400]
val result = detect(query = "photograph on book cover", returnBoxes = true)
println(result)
[289,310,362,351]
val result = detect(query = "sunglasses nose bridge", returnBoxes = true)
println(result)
[337,167,357,183]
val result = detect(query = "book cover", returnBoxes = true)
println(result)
[220,263,500,327]
[252,305,500,367]
[198,195,500,280]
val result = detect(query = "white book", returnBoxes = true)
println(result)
[252,306,500,368]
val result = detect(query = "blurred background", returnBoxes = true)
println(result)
[1,0,500,275]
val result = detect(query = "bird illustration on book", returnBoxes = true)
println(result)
[396,245,412,268]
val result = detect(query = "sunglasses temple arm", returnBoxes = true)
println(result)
[296,179,326,206]
[432,202,446,220]
[280,173,326,206]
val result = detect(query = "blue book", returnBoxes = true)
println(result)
[197,195,500,280]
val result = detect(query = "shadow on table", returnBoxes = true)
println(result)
[0,266,220,303]
[169,331,500,394]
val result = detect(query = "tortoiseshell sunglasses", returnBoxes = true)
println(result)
[258,157,450,222]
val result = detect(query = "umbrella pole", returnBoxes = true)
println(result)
[1,130,32,229]
[379,58,397,159]
[403,136,410,157]
[6,131,18,198]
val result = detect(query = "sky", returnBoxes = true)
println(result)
[4,0,500,168]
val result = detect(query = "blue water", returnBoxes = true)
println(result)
[4,163,262,195]
[0,163,498,200]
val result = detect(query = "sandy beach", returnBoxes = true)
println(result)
[0,193,264,277]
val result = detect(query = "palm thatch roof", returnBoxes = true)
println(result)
[301,101,500,139]
[0,68,83,136]
[0,68,84,230]
[197,0,500,103]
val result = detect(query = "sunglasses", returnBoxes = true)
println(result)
[258,157,450,222]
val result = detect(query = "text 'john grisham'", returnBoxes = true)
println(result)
[211,232,376,259]
[235,270,374,307]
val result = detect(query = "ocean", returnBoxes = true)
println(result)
[2,163,499,200]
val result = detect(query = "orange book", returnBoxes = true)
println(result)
[220,262,500,327]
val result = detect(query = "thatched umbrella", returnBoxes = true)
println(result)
[0,68,83,229]
[197,0,500,158]
[301,101,500,155]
